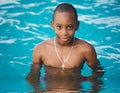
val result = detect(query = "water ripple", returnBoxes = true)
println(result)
[78,15,120,29]
[0,2,46,9]
[96,45,120,60]
[96,45,120,52]
[94,0,119,7]
[0,17,20,25]
[21,37,35,41]
[9,61,28,65]
[5,10,44,18]
[0,39,16,44]
[0,0,20,6]
[74,5,92,10]
[13,56,28,59]
[21,2,46,9]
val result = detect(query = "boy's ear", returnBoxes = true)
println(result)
[51,21,55,30]
[75,21,80,30]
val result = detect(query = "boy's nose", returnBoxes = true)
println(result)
[61,29,68,36]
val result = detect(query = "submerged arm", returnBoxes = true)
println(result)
[26,44,43,92]
[85,45,105,80]
[26,63,41,88]
[88,61,105,80]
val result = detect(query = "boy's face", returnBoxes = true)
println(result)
[51,12,79,45]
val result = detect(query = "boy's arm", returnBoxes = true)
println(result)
[85,45,105,80]
[26,45,42,89]
[26,63,41,87]
[88,60,104,80]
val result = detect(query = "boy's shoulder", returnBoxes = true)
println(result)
[76,38,95,52]
[76,38,91,46]
[35,38,53,49]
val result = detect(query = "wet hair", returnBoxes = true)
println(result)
[53,3,78,21]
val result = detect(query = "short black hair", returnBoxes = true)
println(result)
[53,3,78,21]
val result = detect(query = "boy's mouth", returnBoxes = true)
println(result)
[60,37,70,42]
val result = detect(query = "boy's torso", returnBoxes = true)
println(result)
[38,38,89,69]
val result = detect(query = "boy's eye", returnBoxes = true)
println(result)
[56,25,62,30]
[67,25,74,30]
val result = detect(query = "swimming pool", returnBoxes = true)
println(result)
[0,0,120,92]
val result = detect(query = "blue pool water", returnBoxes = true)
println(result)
[0,0,120,93]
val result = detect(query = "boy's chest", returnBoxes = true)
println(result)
[42,47,85,68]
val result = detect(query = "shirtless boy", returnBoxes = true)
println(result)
[26,3,104,92]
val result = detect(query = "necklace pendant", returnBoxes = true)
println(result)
[62,64,65,70]
[54,38,75,71]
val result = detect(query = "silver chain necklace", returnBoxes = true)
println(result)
[54,37,75,70]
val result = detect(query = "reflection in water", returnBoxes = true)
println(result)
[29,65,104,93]
[43,79,103,93]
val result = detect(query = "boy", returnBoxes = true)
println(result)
[26,3,104,92]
